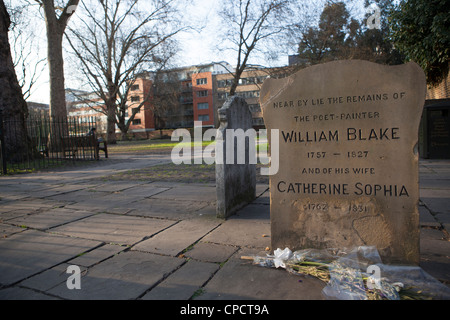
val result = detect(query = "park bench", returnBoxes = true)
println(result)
[39,131,108,160]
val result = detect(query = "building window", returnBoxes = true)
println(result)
[217,79,233,88]
[248,104,261,112]
[130,84,139,91]
[132,119,141,125]
[131,96,140,102]
[237,90,260,98]
[197,90,208,97]
[197,102,209,110]
[196,78,207,85]
[198,114,209,122]
[218,92,230,100]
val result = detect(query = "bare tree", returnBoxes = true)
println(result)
[65,0,188,144]
[0,0,30,162]
[151,70,190,131]
[7,2,46,101]
[218,0,291,96]
[34,0,79,120]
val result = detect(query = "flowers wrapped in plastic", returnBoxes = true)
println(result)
[242,246,450,300]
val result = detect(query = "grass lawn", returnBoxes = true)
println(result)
[108,139,215,154]
[108,138,268,155]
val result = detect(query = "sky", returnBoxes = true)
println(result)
[7,0,369,105]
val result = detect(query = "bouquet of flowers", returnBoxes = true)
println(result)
[242,246,450,300]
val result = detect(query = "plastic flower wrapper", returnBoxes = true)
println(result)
[250,248,293,268]
[322,260,368,300]
[322,246,397,300]
[374,264,450,300]
[242,245,450,300]
[272,248,293,268]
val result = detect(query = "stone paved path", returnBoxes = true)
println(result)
[0,154,449,301]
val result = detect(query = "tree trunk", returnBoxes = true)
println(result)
[40,0,80,154]
[0,0,30,163]
[117,119,129,141]
[47,31,67,120]
[41,0,80,121]
[230,68,243,96]
[106,101,117,144]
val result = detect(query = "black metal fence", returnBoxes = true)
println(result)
[0,112,99,175]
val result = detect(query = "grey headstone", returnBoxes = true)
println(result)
[216,96,256,219]
[260,60,426,264]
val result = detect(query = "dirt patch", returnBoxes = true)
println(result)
[104,163,270,184]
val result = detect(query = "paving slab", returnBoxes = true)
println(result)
[19,263,87,292]
[113,184,170,198]
[7,208,95,230]
[62,201,113,213]
[127,198,211,220]
[28,184,90,198]
[0,223,26,238]
[0,198,66,213]
[45,188,111,203]
[0,193,30,202]
[51,213,176,245]
[420,255,450,284]
[419,228,450,283]
[68,244,126,267]
[202,204,271,249]
[48,186,171,214]
[90,182,144,192]
[420,228,450,257]
[195,248,326,300]
[47,251,184,300]
[230,203,270,220]
[253,190,270,205]
[420,178,450,189]
[1,209,39,221]
[202,220,270,249]
[151,185,217,202]
[184,242,239,263]
[0,230,102,286]
[132,219,221,256]
[419,205,441,227]
[141,260,219,300]
[0,286,60,300]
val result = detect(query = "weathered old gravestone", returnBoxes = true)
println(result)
[216,96,256,219]
[260,60,426,264]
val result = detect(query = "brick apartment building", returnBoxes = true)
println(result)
[123,62,232,137]
[66,90,108,133]
[65,62,290,137]
[126,77,155,135]
[214,68,273,128]
[130,64,287,132]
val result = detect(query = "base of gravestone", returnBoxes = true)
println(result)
[215,96,256,219]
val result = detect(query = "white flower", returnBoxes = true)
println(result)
[272,248,293,269]
[392,282,404,292]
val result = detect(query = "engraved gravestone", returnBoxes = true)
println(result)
[260,60,426,264]
[216,96,256,219]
